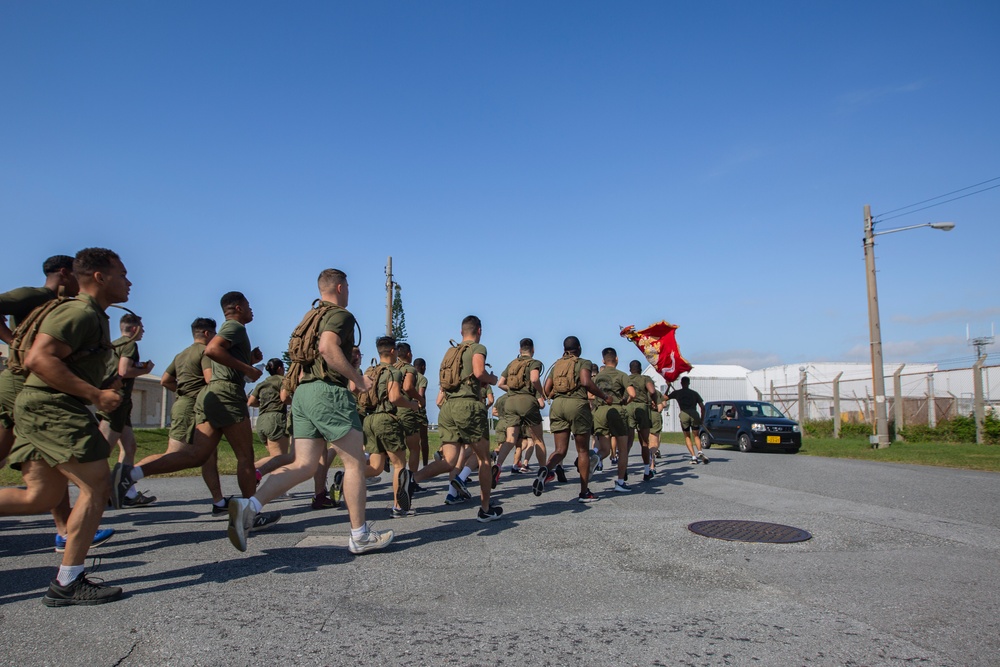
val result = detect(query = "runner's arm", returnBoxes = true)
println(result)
[25,333,121,411]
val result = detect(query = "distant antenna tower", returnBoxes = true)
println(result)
[967,323,995,359]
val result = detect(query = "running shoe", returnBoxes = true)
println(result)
[491,450,498,463]
[251,511,282,531]
[122,490,156,507]
[477,505,504,523]
[227,498,255,552]
[614,480,632,493]
[366,475,382,486]
[348,523,394,554]
[491,464,501,489]
[329,470,345,504]
[588,450,600,478]
[450,477,472,500]
[42,571,122,607]
[54,527,115,553]
[516,464,532,474]
[543,471,556,484]
[211,496,233,517]
[255,469,263,483]
[690,457,700,465]
[654,450,662,459]
[555,465,568,484]
[433,450,443,462]
[698,452,710,464]
[444,494,465,505]
[532,466,547,497]
[595,460,604,472]
[578,490,598,503]
[610,456,618,465]
[311,492,336,510]
[510,464,523,475]
[110,463,134,510]
[643,469,655,482]
[391,506,417,519]
[396,469,413,512]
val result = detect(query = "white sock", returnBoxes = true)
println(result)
[213,499,227,508]
[131,467,145,482]
[56,564,85,586]
[458,467,472,482]
[644,464,650,474]
[617,477,626,484]
[125,486,138,499]
[351,524,367,539]
[248,497,263,513]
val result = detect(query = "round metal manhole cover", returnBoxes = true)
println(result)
[688,520,812,543]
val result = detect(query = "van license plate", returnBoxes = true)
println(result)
[766,435,780,444]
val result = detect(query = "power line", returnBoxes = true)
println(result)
[878,179,1000,222]
[875,176,1000,218]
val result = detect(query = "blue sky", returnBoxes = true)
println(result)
[2,2,998,418]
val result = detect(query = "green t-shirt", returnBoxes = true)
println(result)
[251,374,286,414]
[416,372,428,413]
[165,342,210,397]
[24,293,112,401]
[212,319,252,384]
[501,356,543,396]
[106,335,140,400]
[393,360,417,416]
[299,303,357,388]
[594,366,630,405]
[0,286,56,330]
[551,355,592,401]
[494,392,508,419]
[374,362,403,414]
[445,342,487,400]
[628,373,652,405]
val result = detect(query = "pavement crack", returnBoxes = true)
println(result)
[111,640,139,667]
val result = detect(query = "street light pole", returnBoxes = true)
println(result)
[863,205,890,448]
[862,205,955,449]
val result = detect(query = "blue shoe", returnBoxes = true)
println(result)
[54,527,115,553]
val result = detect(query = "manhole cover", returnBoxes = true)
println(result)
[688,520,811,543]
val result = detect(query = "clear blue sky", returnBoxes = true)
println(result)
[2,2,998,418]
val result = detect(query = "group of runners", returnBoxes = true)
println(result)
[0,250,710,608]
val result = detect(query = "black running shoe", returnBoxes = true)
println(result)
[555,465,568,484]
[110,463,134,510]
[42,572,123,607]
[396,469,413,512]
[491,464,501,489]
[532,466,547,497]
[211,496,233,517]
[477,505,504,523]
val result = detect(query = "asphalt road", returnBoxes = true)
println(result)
[2,443,998,667]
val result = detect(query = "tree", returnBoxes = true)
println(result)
[391,284,408,342]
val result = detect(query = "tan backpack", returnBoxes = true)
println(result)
[281,301,362,395]
[439,340,474,392]
[355,364,390,415]
[504,357,532,391]
[550,355,580,394]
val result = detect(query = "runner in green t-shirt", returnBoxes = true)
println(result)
[413,358,430,466]
[625,360,657,482]
[2,248,130,606]
[494,337,548,487]
[393,342,423,475]
[592,347,638,492]
[249,358,294,489]
[668,376,708,464]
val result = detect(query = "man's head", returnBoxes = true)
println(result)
[681,376,690,387]
[395,341,412,362]
[519,337,534,355]
[563,336,581,355]
[120,313,143,340]
[461,315,482,341]
[413,357,426,374]
[602,347,618,365]
[220,291,252,324]
[318,269,349,305]
[265,358,284,376]
[74,248,129,303]
[191,317,217,342]
[42,255,79,296]
[376,335,397,361]
[629,360,642,374]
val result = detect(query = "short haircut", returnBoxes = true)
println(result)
[318,268,347,292]
[191,317,217,334]
[376,336,396,355]
[461,315,482,335]
[563,336,581,353]
[220,291,246,312]
[43,255,74,275]
[265,358,284,375]
[73,248,120,280]
[629,360,642,373]
[519,337,534,352]
[396,342,412,356]
[120,313,142,330]
[681,376,690,386]
[602,347,617,362]
[413,357,426,371]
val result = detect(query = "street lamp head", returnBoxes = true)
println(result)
[930,222,955,231]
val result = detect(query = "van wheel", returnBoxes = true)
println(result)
[738,433,753,453]
[700,432,712,450]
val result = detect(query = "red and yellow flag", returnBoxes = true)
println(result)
[620,320,692,383]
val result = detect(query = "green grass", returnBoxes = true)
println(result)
[4,429,998,486]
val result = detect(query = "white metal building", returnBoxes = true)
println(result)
[644,364,754,432]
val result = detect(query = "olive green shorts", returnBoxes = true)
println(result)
[504,393,543,427]
[397,409,422,437]
[650,409,663,436]
[10,387,110,470]
[593,404,628,437]
[256,411,288,443]
[438,397,489,445]
[195,381,249,429]
[363,413,406,454]
[97,396,133,433]
[549,397,593,435]
[168,394,198,443]
[679,410,702,431]
[626,403,652,431]
[0,369,24,430]
[291,380,362,442]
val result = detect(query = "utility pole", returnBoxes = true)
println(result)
[385,256,393,336]
[863,204,891,448]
